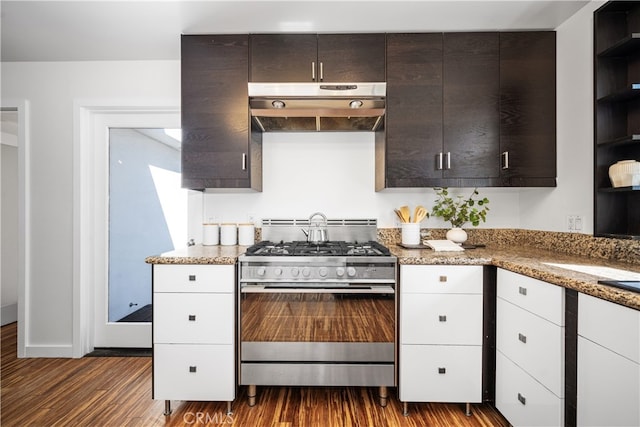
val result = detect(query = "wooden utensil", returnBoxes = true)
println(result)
[394,209,406,223]
[399,205,411,223]
[414,205,428,223]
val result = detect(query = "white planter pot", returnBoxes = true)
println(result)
[446,227,467,244]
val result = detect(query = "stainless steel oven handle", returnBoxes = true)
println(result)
[241,285,395,294]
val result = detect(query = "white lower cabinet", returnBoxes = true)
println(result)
[495,269,564,427]
[577,293,640,427]
[399,265,483,413]
[152,264,235,412]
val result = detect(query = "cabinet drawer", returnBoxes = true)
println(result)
[153,293,233,344]
[399,344,482,403]
[153,343,234,401]
[496,350,563,427]
[401,265,483,294]
[497,269,564,326]
[577,336,640,427]
[153,264,234,293]
[401,293,483,345]
[496,299,564,397]
[578,293,640,363]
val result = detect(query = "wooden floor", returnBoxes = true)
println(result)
[1,322,509,426]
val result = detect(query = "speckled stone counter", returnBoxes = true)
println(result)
[391,243,640,311]
[145,244,248,265]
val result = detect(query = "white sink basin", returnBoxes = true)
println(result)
[544,263,640,281]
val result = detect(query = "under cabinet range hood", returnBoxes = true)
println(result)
[248,82,386,132]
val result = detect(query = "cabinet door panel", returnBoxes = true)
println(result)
[443,32,500,179]
[153,293,234,344]
[400,345,482,403]
[500,32,556,182]
[401,293,483,345]
[154,344,234,401]
[401,265,483,294]
[250,34,317,82]
[383,33,443,186]
[317,34,385,82]
[181,35,253,188]
[496,350,564,427]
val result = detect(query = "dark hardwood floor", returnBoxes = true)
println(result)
[1,322,509,426]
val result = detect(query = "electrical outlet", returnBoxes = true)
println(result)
[574,215,583,231]
[247,213,256,223]
[567,215,575,231]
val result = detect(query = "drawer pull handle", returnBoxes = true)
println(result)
[518,286,527,296]
[439,276,447,282]
[439,315,447,322]
[517,393,526,405]
[188,315,196,321]
[189,275,196,282]
[189,366,197,373]
[438,367,446,374]
[518,333,527,343]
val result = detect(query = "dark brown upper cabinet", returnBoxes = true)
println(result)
[379,32,501,189]
[499,32,557,186]
[181,35,262,191]
[593,1,640,239]
[249,33,386,82]
[378,31,556,190]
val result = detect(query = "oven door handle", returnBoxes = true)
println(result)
[241,285,395,295]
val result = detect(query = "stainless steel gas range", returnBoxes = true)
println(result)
[238,218,397,407]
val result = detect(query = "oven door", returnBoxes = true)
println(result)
[239,284,396,386]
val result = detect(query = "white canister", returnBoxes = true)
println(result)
[401,223,421,245]
[220,223,238,246]
[238,223,255,246]
[202,223,219,246]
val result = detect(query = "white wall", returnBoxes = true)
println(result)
[1,5,600,354]
[518,1,604,233]
[1,142,19,325]
[1,60,179,353]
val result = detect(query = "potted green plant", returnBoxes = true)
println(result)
[430,187,490,243]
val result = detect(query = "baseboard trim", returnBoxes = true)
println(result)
[24,344,74,358]
[1,303,17,326]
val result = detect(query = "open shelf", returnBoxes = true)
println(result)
[598,186,640,192]
[598,33,640,57]
[597,134,640,147]
[597,85,640,103]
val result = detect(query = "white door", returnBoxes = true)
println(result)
[90,111,198,348]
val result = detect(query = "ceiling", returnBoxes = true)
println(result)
[1,1,592,62]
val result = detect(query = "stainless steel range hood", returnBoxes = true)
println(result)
[248,82,385,132]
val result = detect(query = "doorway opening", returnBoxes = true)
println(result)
[108,128,185,324]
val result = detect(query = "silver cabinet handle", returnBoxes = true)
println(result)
[189,366,197,373]
[439,315,447,322]
[518,286,527,296]
[502,151,510,169]
[242,153,247,171]
[319,62,324,81]
[311,62,316,81]
[517,393,526,405]
[438,367,446,374]
[437,152,444,170]
[439,275,447,282]
[188,275,196,281]
[446,152,451,170]
[518,333,527,343]
[188,315,196,321]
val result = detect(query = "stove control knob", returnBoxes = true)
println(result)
[347,267,357,277]
[318,267,328,277]
[336,267,345,277]
[291,267,300,277]
[302,267,311,277]
[274,268,283,276]
[257,267,266,276]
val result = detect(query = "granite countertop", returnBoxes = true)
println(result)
[392,244,640,310]
[145,241,640,310]
[145,244,248,265]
